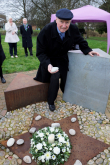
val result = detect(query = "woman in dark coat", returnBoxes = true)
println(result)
[0,34,6,83]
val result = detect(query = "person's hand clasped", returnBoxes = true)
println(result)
[12,31,15,35]
[88,51,100,57]
[48,64,59,74]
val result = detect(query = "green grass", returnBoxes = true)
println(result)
[1,35,40,74]
[1,35,109,74]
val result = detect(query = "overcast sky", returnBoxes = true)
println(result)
[0,0,105,21]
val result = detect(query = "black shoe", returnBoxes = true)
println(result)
[1,77,6,83]
[33,77,37,81]
[25,54,28,57]
[49,104,55,111]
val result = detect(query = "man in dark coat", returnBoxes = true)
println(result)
[34,8,99,111]
[0,34,6,83]
[20,18,33,57]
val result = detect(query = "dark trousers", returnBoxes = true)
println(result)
[47,71,67,105]
[8,43,17,56]
[24,47,33,55]
[0,65,3,78]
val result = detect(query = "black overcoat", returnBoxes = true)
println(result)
[35,21,92,83]
[20,24,33,48]
[0,34,6,66]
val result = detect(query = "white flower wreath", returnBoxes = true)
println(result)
[30,126,72,165]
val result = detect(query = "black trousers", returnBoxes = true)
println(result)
[8,43,17,56]
[47,71,67,105]
[0,65,3,78]
[24,47,33,55]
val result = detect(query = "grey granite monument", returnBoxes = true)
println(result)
[63,48,110,113]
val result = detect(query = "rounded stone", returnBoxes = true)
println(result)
[51,123,60,127]
[95,158,103,164]
[0,151,5,157]
[16,139,24,145]
[35,115,42,121]
[17,159,22,164]
[69,129,76,135]
[23,156,31,164]
[13,154,19,159]
[3,160,10,165]
[71,117,76,123]
[7,138,15,147]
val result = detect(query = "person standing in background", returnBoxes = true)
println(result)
[0,34,6,83]
[5,17,19,58]
[20,18,33,57]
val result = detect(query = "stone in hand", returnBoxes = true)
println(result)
[16,139,24,145]
[74,160,82,165]
[23,156,32,164]
[7,138,15,147]
[29,127,36,133]
[51,123,60,127]
[71,117,76,123]
[35,115,41,121]
[51,67,59,73]
[69,129,76,135]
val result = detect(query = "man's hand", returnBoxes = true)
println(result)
[88,51,100,57]
[48,64,59,74]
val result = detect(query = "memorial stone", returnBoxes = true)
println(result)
[63,49,110,113]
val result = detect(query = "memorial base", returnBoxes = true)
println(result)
[4,73,49,111]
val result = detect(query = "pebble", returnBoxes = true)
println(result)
[29,127,36,133]
[23,155,31,164]
[35,115,42,121]
[7,138,15,147]
[16,139,24,145]
[69,129,76,135]
[95,158,103,164]
[17,159,22,164]
[74,160,82,165]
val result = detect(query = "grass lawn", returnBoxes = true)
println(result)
[1,35,40,74]
[1,35,109,74]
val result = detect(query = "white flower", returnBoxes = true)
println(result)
[67,147,71,153]
[52,143,55,147]
[55,129,58,132]
[66,141,70,146]
[32,156,34,160]
[43,142,46,146]
[35,149,38,153]
[39,133,44,137]
[49,148,52,150]
[59,142,62,146]
[59,136,65,143]
[53,147,60,155]
[45,152,51,160]
[62,159,64,161]
[37,143,42,150]
[41,155,45,162]
[52,155,56,160]
[41,138,44,140]
[62,148,66,153]
[50,127,54,132]
[46,132,49,135]
[38,156,42,160]
[57,133,62,138]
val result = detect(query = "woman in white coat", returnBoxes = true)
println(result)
[5,17,19,58]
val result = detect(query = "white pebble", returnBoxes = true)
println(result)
[71,117,76,123]
[23,156,31,164]
[74,160,82,165]
[16,139,24,145]
[29,127,36,133]
[7,138,15,147]
[35,115,42,121]
[51,123,60,127]
[69,129,76,135]
[51,67,59,73]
